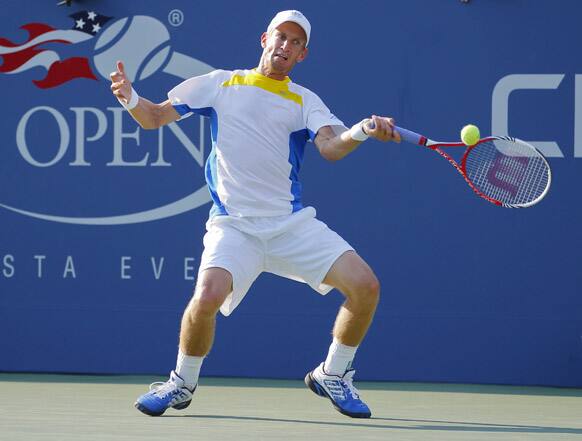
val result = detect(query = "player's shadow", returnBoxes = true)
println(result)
[166,414,582,434]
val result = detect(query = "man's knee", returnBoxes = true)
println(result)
[345,273,380,310]
[188,268,232,316]
[190,291,225,316]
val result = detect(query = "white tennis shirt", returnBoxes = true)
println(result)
[168,69,345,218]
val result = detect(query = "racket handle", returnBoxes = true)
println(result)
[394,126,424,145]
[365,120,425,145]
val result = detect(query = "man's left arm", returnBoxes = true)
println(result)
[314,115,401,161]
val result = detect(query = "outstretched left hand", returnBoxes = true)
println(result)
[364,115,401,143]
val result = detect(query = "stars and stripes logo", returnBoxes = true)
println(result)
[0,11,112,89]
[70,11,112,36]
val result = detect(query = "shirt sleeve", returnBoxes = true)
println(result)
[167,70,228,119]
[303,90,347,141]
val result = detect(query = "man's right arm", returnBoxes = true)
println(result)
[110,60,180,130]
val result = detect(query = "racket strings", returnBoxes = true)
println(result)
[464,140,550,206]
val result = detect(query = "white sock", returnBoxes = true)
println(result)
[323,338,358,375]
[175,350,204,390]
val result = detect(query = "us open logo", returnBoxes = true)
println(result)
[0,11,214,225]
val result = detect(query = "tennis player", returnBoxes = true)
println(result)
[110,10,400,419]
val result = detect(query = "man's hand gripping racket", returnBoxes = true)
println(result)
[368,121,551,208]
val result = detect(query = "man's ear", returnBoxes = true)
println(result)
[296,46,309,63]
[260,32,268,49]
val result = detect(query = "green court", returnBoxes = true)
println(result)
[1,373,581,441]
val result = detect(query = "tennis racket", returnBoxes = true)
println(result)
[389,125,552,208]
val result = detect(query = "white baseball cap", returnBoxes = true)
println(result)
[267,10,311,46]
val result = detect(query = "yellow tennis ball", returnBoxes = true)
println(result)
[461,124,480,146]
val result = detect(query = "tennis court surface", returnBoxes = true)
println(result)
[1,373,581,441]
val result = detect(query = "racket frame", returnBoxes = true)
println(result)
[405,131,551,208]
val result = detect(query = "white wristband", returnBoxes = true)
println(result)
[349,119,369,142]
[119,87,139,110]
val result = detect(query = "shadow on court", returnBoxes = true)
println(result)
[3,374,582,441]
[165,414,582,435]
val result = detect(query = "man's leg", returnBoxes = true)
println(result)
[180,267,233,356]
[323,250,380,348]
[305,250,379,418]
[175,267,232,388]
[134,267,232,416]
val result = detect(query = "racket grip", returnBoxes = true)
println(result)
[394,126,424,145]
[366,120,424,145]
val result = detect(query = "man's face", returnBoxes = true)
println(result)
[261,21,308,76]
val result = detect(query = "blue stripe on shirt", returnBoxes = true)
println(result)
[173,104,227,216]
[288,129,309,212]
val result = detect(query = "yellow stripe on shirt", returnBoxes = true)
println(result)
[221,70,303,106]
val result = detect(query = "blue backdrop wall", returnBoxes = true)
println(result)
[1,0,581,387]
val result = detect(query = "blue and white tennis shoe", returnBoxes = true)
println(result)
[134,371,195,416]
[305,363,371,418]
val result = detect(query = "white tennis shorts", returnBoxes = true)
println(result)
[198,206,354,316]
